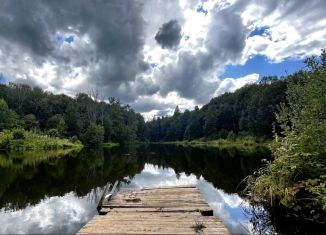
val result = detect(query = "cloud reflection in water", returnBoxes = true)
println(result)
[0,191,98,234]
[0,164,251,234]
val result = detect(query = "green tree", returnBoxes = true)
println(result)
[47,114,66,137]
[184,110,202,140]
[203,106,218,139]
[0,99,20,131]
[136,113,148,141]
[23,114,39,131]
[173,105,181,117]
[64,103,81,136]
[103,116,113,142]
[83,124,104,147]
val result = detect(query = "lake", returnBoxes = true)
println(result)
[0,144,270,234]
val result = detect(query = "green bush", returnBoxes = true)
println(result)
[83,124,104,147]
[0,130,11,149]
[12,129,25,140]
[23,114,39,130]
[0,99,21,131]
[218,129,228,139]
[47,114,66,137]
[47,129,59,137]
[70,135,80,143]
[227,131,236,141]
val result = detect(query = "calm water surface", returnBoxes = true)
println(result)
[0,144,270,234]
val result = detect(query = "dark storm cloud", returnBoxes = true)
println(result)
[0,1,54,57]
[0,0,145,58]
[155,20,182,49]
[158,5,248,103]
[0,0,148,97]
[159,50,219,103]
[205,6,248,62]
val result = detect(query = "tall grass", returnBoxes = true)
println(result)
[0,129,83,151]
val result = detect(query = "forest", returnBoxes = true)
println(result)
[0,84,147,147]
[0,75,287,147]
[146,76,286,142]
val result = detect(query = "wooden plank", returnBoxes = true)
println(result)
[78,186,229,235]
[109,193,205,199]
[108,198,207,203]
[105,204,210,208]
[110,191,203,197]
[141,185,196,190]
[78,212,229,234]
[125,187,199,194]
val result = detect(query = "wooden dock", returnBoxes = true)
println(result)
[77,186,229,234]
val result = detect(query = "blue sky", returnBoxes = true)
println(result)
[55,33,74,45]
[248,26,269,37]
[221,55,305,80]
[0,73,5,83]
[222,25,305,80]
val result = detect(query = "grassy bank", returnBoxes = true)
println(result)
[102,142,120,148]
[153,137,270,148]
[0,129,83,151]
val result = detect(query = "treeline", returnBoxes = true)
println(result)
[0,76,289,147]
[0,84,147,146]
[147,76,287,142]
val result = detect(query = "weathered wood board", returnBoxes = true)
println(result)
[77,186,229,234]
